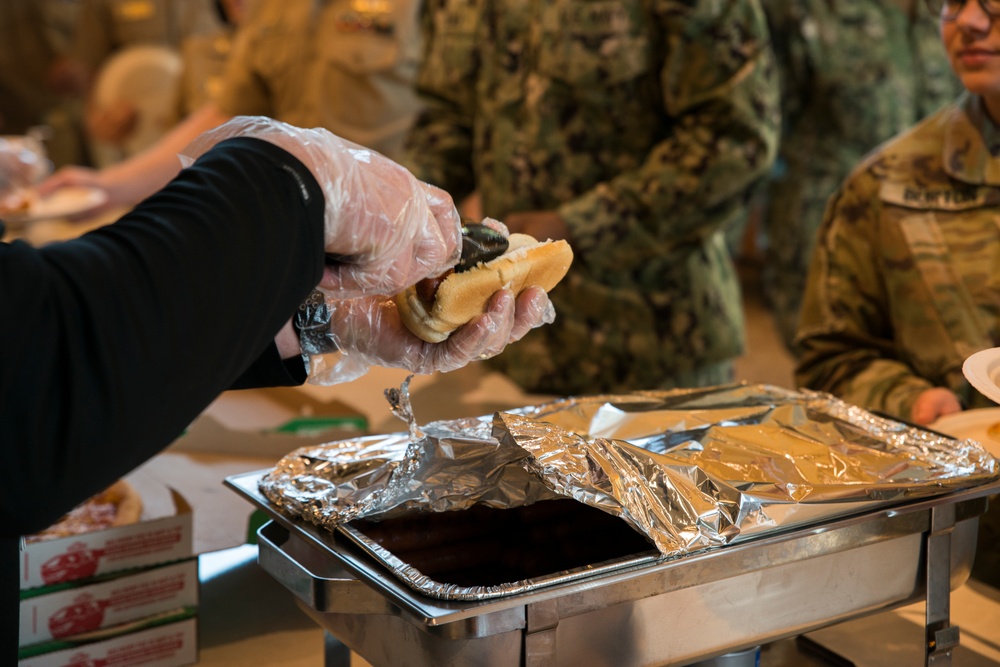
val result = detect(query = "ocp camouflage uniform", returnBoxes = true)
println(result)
[796,94,1000,590]
[796,93,1000,418]
[760,0,961,348]
[404,0,779,396]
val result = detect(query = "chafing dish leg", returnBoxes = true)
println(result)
[324,631,352,667]
[925,504,960,666]
[523,599,559,667]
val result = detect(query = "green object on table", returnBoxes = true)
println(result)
[274,415,367,436]
[246,509,270,545]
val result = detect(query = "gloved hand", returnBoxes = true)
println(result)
[307,286,556,384]
[181,116,461,298]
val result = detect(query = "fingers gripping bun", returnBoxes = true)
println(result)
[395,234,573,343]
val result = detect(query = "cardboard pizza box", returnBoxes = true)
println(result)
[19,559,199,647]
[18,613,197,667]
[168,386,368,460]
[20,489,193,590]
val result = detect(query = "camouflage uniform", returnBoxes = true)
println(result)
[215,0,424,161]
[796,94,1000,590]
[796,93,1000,418]
[760,0,960,348]
[404,0,780,396]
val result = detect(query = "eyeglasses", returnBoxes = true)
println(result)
[926,0,1000,20]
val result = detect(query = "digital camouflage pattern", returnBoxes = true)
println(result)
[760,0,961,347]
[796,93,1000,419]
[404,0,779,395]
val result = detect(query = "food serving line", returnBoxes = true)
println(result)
[7,140,999,667]
[225,384,1000,667]
[230,474,994,667]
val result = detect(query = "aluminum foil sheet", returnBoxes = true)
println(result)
[260,383,998,562]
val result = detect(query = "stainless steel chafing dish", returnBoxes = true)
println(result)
[226,385,1000,666]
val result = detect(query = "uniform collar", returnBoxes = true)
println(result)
[943,93,1000,186]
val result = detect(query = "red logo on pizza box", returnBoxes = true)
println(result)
[40,542,106,585]
[48,593,109,638]
[59,652,108,667]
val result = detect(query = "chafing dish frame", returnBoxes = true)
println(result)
[227,471,998,667]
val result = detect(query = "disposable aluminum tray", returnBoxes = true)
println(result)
[227,470,999,666]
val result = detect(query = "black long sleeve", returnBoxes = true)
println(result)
[0,137,326,536]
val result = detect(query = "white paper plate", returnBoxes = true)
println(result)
[4,186,108,223]
[930,408,1000,458]
[963,346,1000,405]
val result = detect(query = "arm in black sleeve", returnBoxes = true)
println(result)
[0,136,326,535]
[230,343,308,389]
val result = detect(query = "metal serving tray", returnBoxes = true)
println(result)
[227,471,998,666]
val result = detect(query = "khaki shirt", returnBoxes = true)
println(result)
[214,0,423,160]
[176,25,234,116]
[796,94,1000,418]
[404,0,780,395]
[71,0,222,72]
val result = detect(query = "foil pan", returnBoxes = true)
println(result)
[259,382,998,598]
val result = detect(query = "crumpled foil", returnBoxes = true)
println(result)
[259,383,998,559]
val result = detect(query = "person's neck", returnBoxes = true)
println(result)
[983,95,1000,126]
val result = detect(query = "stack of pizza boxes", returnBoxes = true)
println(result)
[17,484,198,667]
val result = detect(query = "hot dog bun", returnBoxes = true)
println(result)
[395,233,573,343]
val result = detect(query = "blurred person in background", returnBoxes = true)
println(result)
[175,0,247,117]
[58,0,222,150]
[40,0,424,210]
[0,0,88,168]
[795,0,1000,589]
[403,0,779,396]
[757,0,961,349]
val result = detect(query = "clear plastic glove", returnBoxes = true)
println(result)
[307,286,556,384]
[181,116,462,298]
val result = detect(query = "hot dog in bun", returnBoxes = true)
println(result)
[395,222,573,343]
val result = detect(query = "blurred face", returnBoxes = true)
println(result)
[940,1,1000,117]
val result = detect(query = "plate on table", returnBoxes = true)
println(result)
[2,186,108,224]
[929,408,1000,458]
[963,346,1000,406]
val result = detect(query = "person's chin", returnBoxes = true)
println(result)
[956,70,1000,98]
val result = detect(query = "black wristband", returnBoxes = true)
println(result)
[293,290,338,358]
